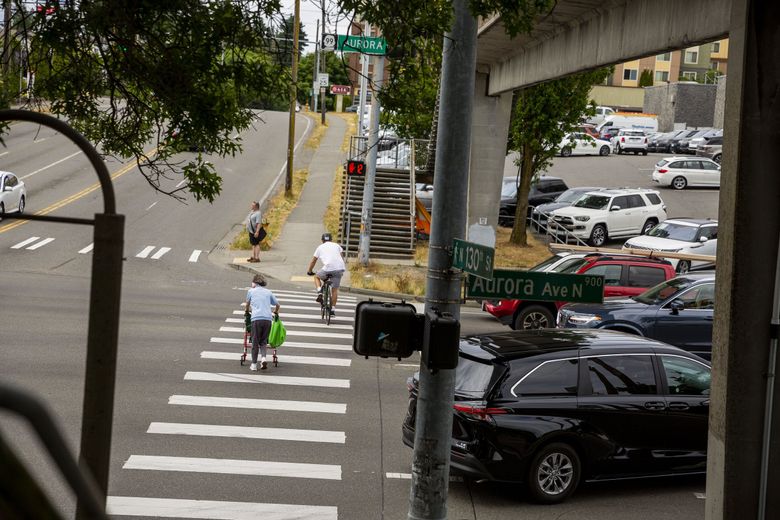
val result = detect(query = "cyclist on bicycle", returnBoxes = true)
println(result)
[307,233,346,316]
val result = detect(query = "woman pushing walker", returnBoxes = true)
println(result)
[245,274,280,370]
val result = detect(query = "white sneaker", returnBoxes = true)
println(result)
[261,357,268,370]
[250,363,258,371]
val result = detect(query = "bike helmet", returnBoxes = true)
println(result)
[321,233,332,242]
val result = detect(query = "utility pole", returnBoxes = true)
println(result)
[284,0,301,195]
[319,0,326,124]
[2,0,11,76]
[407,1,477,519]
[357,52,384,266]
[312,19,319,112]
[357,21,370,138]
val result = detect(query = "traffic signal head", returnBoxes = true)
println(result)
[347,160,366,176]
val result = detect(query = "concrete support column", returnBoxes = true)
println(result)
[705,0,780,518]
[466,71,512,247]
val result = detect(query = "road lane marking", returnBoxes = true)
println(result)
[217,327,352,340]
[151,246,171,259]
[145,201,158,211]
[234,304,347,313]
[220,321,352,332]
[0,148,157,235]
[26,237,55,250]
[210,337,351,351]
[175,179,187,188]
[226,313,354,323]
[78,243,94,254]
[277,297,356,308]
[184,371,349,388]
[168,394,347,414]
[386,472,463,482]
[201,351,351,367]
[147,422,346,444]
[106,496,338,519]
[273,289,357,302]
[11,236,40,249]
[20,151,82,180]
[123,455,342,480]
[188,249,202,262]
[136,246,155,258]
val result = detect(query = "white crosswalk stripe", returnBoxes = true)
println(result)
[147,422,346,444]
[227,313,354,323]
[210,337,351,351]
[78,243,94,254]
[220,321,352,332]
[11,236,57,250]
[26,237,55,250]
[123,455,342,480]
[234,304,353,314]
[151,246,172,259]
[168,395,347,414]
[201,351,351,367]
[276,297,357,308]
[11,236,41,249]
[214,327,352,340]
[136,245,156,258]
[184,371,350,388]
[273,289,357,302]
[107,496,338,520]
[188,249,202,262]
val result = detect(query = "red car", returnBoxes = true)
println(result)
[483,252,677,330]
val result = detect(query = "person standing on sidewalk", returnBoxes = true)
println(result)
[245,274,280,370]
[246,201,264,263]
[307,233,346,316]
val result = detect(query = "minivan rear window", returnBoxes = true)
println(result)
[455,357,495,398]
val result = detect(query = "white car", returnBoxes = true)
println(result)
[0,171,26,218]
[559,132,611,157]
[549,188,667,247]
[611,129,648,155]
[652,157,721,190]
[623,218,718,273]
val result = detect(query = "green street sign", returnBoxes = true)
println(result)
[337,35,387,55]
[466,269,604,304]
[452,238,495,280]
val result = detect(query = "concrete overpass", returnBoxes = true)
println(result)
[465,1,780,518]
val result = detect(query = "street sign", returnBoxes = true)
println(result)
[317,73,329,88]
[330,84,351,95]
[337,35,387,55]
[465,269,605,304]
[452,238,495,280]
[322,33,337,52]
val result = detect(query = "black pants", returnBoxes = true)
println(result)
[251,319,272,363]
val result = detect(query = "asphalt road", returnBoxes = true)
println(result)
[1,121,707,520]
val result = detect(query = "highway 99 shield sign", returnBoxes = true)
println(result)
[465,269,604,304]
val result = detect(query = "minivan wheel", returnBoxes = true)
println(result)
[713,153,722,164]
[641,219,657,235]
[527,443,581,504]
[561,148,572,157]
[588,224,607,247]
[599,145,610,156]
[677,260,691,274]
[671,176,688,190]
[514,305,555,330]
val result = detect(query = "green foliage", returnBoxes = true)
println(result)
[508,67,612,245]
[639,69,654,87]
[297,52,351,107]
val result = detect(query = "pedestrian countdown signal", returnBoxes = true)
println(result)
[347,160,366,176]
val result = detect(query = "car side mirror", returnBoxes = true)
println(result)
[3,186,11,192]
[610,205,621,211]
[670,300,685,315]
[699,236,709,243]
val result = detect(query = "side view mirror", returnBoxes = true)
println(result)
[610,205,621,211]
[670,300,685,315]
[3,186,11,192]
[699,236,709,243]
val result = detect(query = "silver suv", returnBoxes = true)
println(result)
[696,135,723,163]
[611,129,648,155]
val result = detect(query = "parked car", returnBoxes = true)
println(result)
[484,252,676,330]
[558,133,611,157]
[696,135,723,163]
[598,127,621,143]
[531,186,605,230]
[687,129,721,154]
[623,218,718,273]
[402,328,711,504]
[596,114,659,134]
[653,130,689,153]
[558,273,716,359]
[586,105,616,125]
[0,171,27,218]
[499,176,568,227]
[579,124,600,139]
[675,128,714,154]
[652,157,721,190]
[611,129,648,155]
[549,188,667,247]
[669,129,705,154]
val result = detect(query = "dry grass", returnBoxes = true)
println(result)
[304,112,328,150]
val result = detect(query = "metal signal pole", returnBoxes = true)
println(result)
[407,0,477,518]
[285,0,301,194]
[357,53,383,266]
[320,0,326,124]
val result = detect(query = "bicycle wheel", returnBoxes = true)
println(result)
[321,284,329,321]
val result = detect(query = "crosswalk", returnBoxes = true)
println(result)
[108,288,360,519]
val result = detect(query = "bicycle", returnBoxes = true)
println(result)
[308,271,333,325]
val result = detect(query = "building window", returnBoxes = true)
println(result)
[623,69,638,81]
[684,48,699,64]
[710,61,720,71]
[655,71,669,82]
[656,52,672,62]
[712,41,721,53]
[682,71,698,81]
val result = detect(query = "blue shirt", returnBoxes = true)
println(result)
[246,286,279,321]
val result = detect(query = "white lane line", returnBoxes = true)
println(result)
[175,179,187,188]
[148,422,346,444]
[107,496,338,520]
[151,246,171,259]
[234,304,348,313]
[20,151,82,180]
[136,245,155,258]
[273,289,357,301]
[385,472,463,482]
[78,243,94,254]
[123,455,341,480]
[11,236,40,249]
[26,237,55,250]
[226,313,353,323]
[220,321,352,332]
[189,249,202,263]
[0,151,7,158]
[278,297,356,308]
[145,201,158,211]
[184,371,350,388]
[201,351,351,367]
[168,394,347,414]
[210,337,351,351]
[216,328,352,339]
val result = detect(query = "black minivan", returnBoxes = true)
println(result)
[402,329,710,504]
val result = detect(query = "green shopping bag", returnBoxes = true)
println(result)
[269,314,286,347]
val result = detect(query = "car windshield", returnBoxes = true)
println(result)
[573,194,610,209]
[556,189,589,204]
[530,254,567,272]
[633,277,698,305]
[501,179,518,198]
[647,222,699,242]
[454,357,495,398]
[556,257,590,273]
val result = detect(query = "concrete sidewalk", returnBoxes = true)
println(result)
[229,114,349,288]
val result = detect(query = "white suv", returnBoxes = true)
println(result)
[549,189,667,247]
[611,129,648,155]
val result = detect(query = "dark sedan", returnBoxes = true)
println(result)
[557,273,715,359]
[402,329,710,504]
[499,176,568,227]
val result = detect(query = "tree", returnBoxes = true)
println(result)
[297,51,351,108]
[639,68,653,87]
[507,67,612,246]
